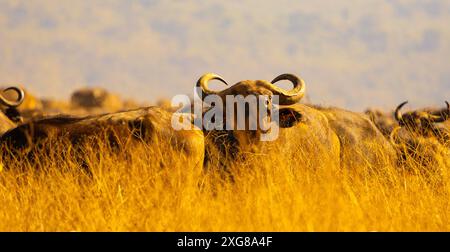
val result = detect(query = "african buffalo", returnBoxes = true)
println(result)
[314,105,397,170]
[389,102,450,181]
[0,107,204,173]
[393,101,450,145]
[0,86,25,134]
[195,73,395,171]
[71,87,123,113]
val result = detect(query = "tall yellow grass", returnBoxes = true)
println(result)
[0,134,449,231]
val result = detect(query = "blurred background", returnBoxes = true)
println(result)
[0,0,449,111]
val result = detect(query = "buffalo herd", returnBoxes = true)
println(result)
[0,74,449,175]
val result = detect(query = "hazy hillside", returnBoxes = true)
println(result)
[0,0,449,110]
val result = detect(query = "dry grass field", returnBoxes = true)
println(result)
[1,0,449,234]
[0,132,449,232]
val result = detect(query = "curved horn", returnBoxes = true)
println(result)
[270,73,306,105]
[394,101,408,123]
[429,101,450,123]
[447,101,450,115]
[196,73,228,100]
[0,86,25,107]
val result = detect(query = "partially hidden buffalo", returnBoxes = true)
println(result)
[0,107,204,173]
[392,101,450,145]
[196,73,396,172]
[1,86,44,121]
[390,101,450,177]
[0,86,25,134]
[70,87,123,113]
[314,104,397,170]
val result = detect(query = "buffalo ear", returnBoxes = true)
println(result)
[277,108,303,128]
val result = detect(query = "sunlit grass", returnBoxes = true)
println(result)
[0,133,449,231]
